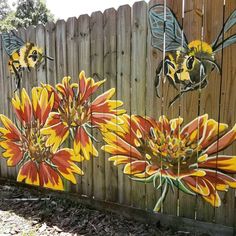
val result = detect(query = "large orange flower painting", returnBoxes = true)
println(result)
[41,71,125,160]
[102,114,236,211]
[0,70,236,212]
[0,71,125,191]
[0,88,83,190]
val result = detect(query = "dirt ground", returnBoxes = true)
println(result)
[0,184,200,236]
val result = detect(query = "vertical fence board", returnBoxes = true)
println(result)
[0,0,235,229]
[56,20,67,80]
[214,0,236,227]
[90,12,105,200]
[0,35,8,178]
[67,17,79,80]
[117,4,132,206]
[55,19,68,191]
[197,0,223,224]
[77,14,94,197]
[1,29,13,179]
[66,17,79,193]
[90,12,106,199]
[130,1,147,209]
[177,0,203,220]
[45,22,57,86]
[103,8,118,202]
[162,0,182,217]
[26,26,37,88]
[36,24,47,84]
[146,0,163,212]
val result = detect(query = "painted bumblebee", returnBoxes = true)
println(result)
[1,31,53,91]
[149,5,236,106]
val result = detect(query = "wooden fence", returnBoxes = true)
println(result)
[0,0,236,232]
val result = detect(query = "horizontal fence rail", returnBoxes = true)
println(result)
[0,0,236,231]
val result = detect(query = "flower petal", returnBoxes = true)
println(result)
[41,121,69,152]
[199,119,228,149]
[17,160,39,186]
[182,176,210,196]
[0,115,21,141]
[123,161,147,175]
[204,124,236,155]
[52,148,84,184]
[74,126,98,160]
[0,140,23,166]
[108,155,136,166]
[38,162,64,191]
[180,114,208,141]
[199,155,236,173]
[12,88,32,124]
[202,179,221,207]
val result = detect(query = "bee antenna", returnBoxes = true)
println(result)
[201,58,221,74]
[43,55,54,61]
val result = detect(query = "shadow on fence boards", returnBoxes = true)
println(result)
[0,0,236,234]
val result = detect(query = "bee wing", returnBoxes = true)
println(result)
[212,9,236,52]
[148,4,188,52]
[1,31,25,56]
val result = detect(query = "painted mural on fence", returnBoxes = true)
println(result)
[0,70,236,210]
[1,31,53,91]
[149,5,236,106]
[0,4,236,213]
[0,71,125,190]
[102,114,236,211]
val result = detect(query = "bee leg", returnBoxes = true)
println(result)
[27,66,31,72]
[169,93,183,107]
[168,84,193,107]
[11,62,21,92]
[155,60,164,98]
[200,78,208,89]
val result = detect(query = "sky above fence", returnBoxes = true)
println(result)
[46,0,147,20]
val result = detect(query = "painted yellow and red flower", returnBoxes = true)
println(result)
[41,71,125,160]
[0,88,83,190]
[102,114,236,211]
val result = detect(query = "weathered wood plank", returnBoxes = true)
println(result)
[146,0,163,212]
[45,22,57,86]
[75,14,95,197]
[214,0,236,227]
[130,1,147,209]
[0,33,8,179]
[56,20,67,80]
[117,4,132,206]
[1,29,15,179]
[67,17,79,79]
[55,19,69,192]
[196,0,223,224]
[78,14,93,197]
[78,14,94,198]
[161,0,182,217]
[26,26,37,89]
[66,17,79,193]
[103,8,118,202]
[177,0,203,220]
[36,24,47,84]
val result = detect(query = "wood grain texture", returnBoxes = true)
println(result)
[0,0,235,228]
[130,1,147,209]
[117,4,132,206]
[36,24,47,84]
[90,11,105,200]
[103,8,118,202]
[45,22,57,86]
